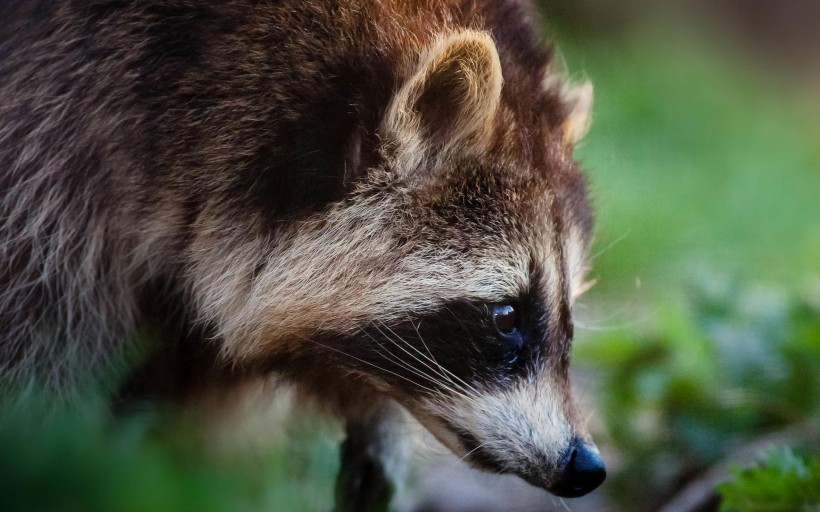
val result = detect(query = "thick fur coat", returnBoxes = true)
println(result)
[0,0,603,501]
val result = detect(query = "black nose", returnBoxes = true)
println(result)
[551,438,606,498]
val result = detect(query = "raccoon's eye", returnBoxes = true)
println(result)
[492,304,518,335]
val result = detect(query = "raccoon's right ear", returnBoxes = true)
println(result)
[382,30,503,175]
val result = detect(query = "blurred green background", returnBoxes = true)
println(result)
[2,2,819,511]
[545,1,820,510]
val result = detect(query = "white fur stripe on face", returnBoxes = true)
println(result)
[189,195,534,360]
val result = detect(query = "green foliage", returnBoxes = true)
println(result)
[575,279,820,508]
[0,395,339,512]
[718,448,820,512]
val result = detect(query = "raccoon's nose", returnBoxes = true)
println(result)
[551,438,606,498]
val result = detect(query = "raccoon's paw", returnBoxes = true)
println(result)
[334,404,409,512]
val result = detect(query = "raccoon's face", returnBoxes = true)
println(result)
[350,184,603,498]
[340,31,603,497]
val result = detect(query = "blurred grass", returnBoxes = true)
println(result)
[559,26,820,299]
[0,396,340,512]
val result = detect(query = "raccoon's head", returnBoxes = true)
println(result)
[226,30,602,497]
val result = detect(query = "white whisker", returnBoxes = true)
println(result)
[303,337,443,398]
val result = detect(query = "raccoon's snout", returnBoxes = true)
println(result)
[549,438,606,498]
[447,414,605,498]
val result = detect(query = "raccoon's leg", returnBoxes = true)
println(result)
[334,402,409,512]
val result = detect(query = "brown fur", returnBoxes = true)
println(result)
[1,0,599,499]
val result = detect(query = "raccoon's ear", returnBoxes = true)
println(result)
[560,80,593,146]
[383,30,503,172]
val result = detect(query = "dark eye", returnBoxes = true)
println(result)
[492,304,518,335]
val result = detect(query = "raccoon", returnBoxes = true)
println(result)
[0,0,604,506]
